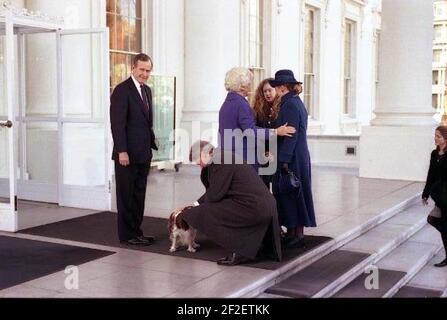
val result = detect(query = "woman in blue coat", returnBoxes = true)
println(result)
[218,67,296,171]
[269,70,316,248]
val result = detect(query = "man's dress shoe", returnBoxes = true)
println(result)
[217,253,252,266]
[434,259,447,267]
[122,237,153,246]
[138,235,155,243]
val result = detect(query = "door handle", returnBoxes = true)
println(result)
[0,120,13,128]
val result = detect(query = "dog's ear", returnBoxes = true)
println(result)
[176,217,189,231]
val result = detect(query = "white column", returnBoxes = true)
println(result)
[181,0,240,148]
[149,0,184,140]
[356,3,375,127]
[271,0,301,74]
[359,0,436,181]
[320,0,343,134]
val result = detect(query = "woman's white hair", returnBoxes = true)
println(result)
[224,67,253,92]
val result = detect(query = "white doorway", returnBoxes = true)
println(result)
[0,8,111,232]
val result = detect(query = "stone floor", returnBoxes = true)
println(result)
[0,165,438,298]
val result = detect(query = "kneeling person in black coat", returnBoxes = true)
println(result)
[179,141,282,266]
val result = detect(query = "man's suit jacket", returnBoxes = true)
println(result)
[110,77,158,164]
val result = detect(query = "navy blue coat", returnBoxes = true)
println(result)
[272,92,316,228]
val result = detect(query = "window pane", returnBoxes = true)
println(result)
[135,0,142,17]
[129,18,142,53]
[344,22,352,77]
[433,70,439,85]
[63,123,105,186]
[117,0,129,17]
[129,0,141,18]
[25,122,58,183]
[247,0,263,68]
[148,75,176,162]
[61,33,105,118]
[115,15,124,51]
[304,7,314,74]
[0,125,10,202]
[433,49,441,62]
[106,0,116,13]
[25,33,58,117]
[434,25,443,40]
[304,74,313,115]
[123,16,130,52]
[344,79,350,114]
[433,94,438,109]
[107,14,117,50]
[0,34,6,117]
[111,53,128,88]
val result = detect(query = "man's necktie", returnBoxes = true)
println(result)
[140,84,150,113]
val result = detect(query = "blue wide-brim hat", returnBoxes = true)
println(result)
[269,69,300,87]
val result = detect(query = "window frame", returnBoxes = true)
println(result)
[106,0,145,91]
[240,0,270,100]
[303,3,321,120]
[342,18,357,119]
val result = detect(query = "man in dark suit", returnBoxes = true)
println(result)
[110,53,158,246]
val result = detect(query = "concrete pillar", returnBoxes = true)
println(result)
[359,0,437,181]
[181,0,240,151]
[320,0,343,134]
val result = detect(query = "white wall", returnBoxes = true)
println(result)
[181,0,240,156]
[271,0,301,75]
[319,0,343,135]
[308,135,359,168]
[149,0,185,139]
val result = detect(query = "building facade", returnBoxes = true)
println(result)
[0,1,437,228]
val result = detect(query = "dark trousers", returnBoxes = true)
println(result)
[427,207,447,257]
[115,161,150,241]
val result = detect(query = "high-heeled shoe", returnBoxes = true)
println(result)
[434,259,447,267]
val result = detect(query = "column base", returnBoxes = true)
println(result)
[359,125,435,181]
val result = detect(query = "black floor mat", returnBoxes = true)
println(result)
[334,268,407,298]
[20,211,331,270]
[266,250,370,297]
[393,286,443,298]
[0,235,114,290]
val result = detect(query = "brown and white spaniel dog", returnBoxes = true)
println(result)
[168,207,199,253]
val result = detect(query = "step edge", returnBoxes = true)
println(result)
[245,194,420,298]
[385,246,442,298]
[314,219,426,298]
[342,218,428,255]
[313,254,377,298]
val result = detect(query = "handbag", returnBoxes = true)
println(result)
[430,180,447,209]
[278,169,301,194]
